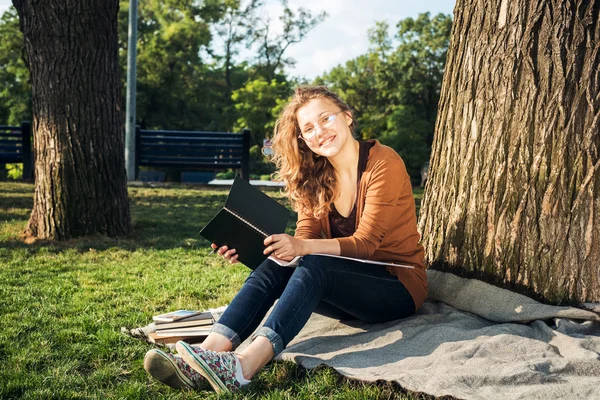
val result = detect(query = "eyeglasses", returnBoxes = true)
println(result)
[298,111,345,141]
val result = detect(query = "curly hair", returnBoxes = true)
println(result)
[271,86,357,219]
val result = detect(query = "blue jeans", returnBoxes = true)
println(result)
[212,255,415,356]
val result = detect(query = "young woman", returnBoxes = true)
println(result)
[143,86,427,394]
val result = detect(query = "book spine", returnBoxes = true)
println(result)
[224,206,268,238]
[155,321,213,330]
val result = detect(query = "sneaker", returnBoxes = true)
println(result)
[176,341,242,394]
[144,348,207,390]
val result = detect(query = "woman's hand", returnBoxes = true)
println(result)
[263,234,306,261]
[211,243,239,264]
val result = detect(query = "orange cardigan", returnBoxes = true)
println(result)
[294,140,428,311]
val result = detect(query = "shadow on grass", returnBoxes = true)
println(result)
[0,195,33,211]
[0,184,296,255]
[0,210,30,221]
[0,182,33,194]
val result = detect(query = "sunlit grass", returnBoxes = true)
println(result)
[0,181,425,399]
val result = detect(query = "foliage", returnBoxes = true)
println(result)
[316,13,452,184]
[207,0,263,90]
[0,4,451,184]
[5,163,22,179]
[114,0,325,132]
[117,0,222,130]
[216,170,236,179]
[0,181,422,399]
[251,0,327,81]
[232,77,295,176]
[232,77,290,145]
[0,6,30,126]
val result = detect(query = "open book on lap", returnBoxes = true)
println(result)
[200,177,415,270]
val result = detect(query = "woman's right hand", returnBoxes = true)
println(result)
[211,243,239,264]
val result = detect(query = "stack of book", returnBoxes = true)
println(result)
[147,310,214,345]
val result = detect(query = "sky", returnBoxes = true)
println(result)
[0,0,456,79]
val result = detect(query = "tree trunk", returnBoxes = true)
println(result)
[418,0,600,303]
[13,0,131,240]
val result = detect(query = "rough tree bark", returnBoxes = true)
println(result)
[13,0,131,240]
[419,0,600,303]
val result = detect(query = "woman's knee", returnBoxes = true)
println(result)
[298,254,331,270]
[294,255,332,283]
[246,259,293,289]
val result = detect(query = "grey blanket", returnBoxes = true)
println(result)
[276,270,600,400]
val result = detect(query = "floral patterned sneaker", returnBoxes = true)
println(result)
[176,341,242,394]
[144,348,207,390]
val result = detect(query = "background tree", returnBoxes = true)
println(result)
[418,0,600,303]
[117,0,222,130]
[231,77,290,146]
[2,3,450,185]
[0,6,30,179]
[210,0,263,90]
[316,13,452,184]
[0,7,30,126]
[252,0,327,81]
[2,1,326,181]
[114,0,324,132]
[231,77,291,176]
[12,0,131,240]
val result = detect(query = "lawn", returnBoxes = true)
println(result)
[0,181,426,400]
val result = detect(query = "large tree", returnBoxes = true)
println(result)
[13,0,130,240]
[419,0,599,303]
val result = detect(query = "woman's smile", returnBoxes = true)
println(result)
[319,135,336,147]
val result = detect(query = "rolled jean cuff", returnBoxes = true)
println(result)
[252,326,284,357]
[211,322,241,349]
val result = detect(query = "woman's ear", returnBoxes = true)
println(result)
[343,111,353,126]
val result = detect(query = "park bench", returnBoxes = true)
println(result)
[135,127,251,181]
[0,122,33,180]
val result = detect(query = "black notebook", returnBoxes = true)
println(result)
[200,176,291,269]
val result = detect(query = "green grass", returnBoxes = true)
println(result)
[0,182,427,400]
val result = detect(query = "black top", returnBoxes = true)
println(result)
[329,140,375,238]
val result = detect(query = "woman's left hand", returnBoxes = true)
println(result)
[263,234,306,260]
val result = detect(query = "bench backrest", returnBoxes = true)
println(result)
[0,122,33,179]
[135,128,250,180]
